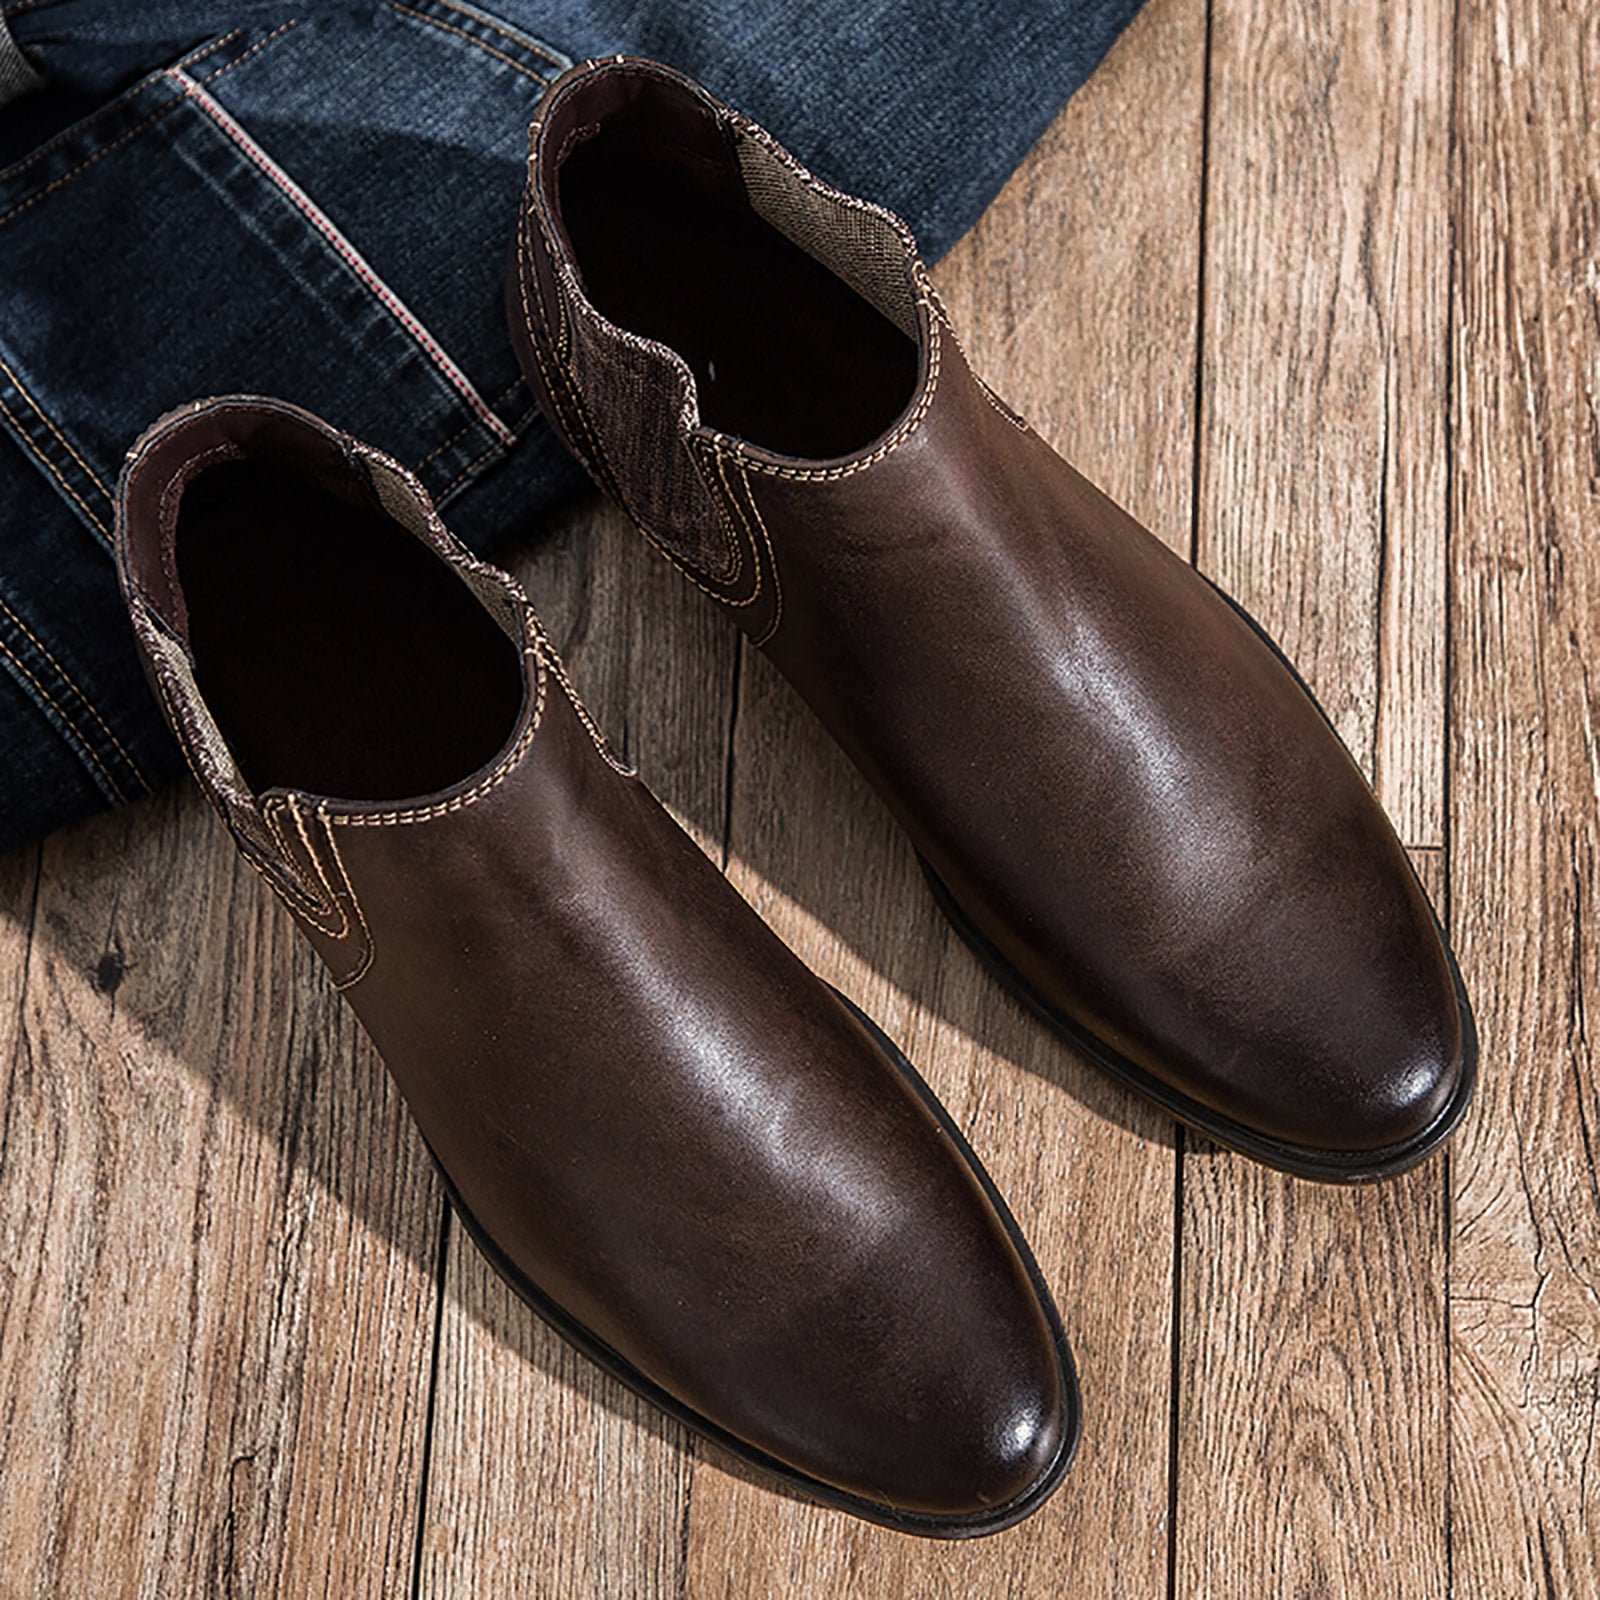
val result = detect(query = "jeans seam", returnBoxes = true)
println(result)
[435,395,541,500]
[0,29,253,195]
[176,28,246,77]
[0,633,128,803]
[387,2,553,84]
[0,352,110,496]
[0,89,183,231]
[0,388,108,536]
[0,593,151,789]
[197,20,300,86]
[416,377,525,470]
[429,0,567,68]
[170,68,515,446]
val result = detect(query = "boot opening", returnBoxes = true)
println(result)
[553,86,921,460]
[174,457,524,802]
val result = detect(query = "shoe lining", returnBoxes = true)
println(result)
[175,459,524,801]
[730,132,920,339]
[558,121,920,460]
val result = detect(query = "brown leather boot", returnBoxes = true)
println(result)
[114,395,1076,1536]
[508,56,1476,1182]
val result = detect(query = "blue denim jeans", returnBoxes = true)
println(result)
[0,0,1142,852]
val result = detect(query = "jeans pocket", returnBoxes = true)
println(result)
[0,7,571,832]
[0,10,572,526]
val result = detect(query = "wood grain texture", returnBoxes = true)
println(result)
[4,0,1597,1592]
[0,789,440,1600]
[1196,0,1449,844]
[1450,1,1600,1593]
[934,0,1203,553]
[413,492,739,1599]
[1175,849,1450,1600]
[684,2,1204,1593]
[1178,2,1454,1591]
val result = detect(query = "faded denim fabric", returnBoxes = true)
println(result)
[0,0,1143,850]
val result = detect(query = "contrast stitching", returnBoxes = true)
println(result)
[515,206,610,478]
[549,347,739,606]
[973,373,1031,431]
[0,593,151,788]
[516,204,758,608]
[136,604,356,930]
[920,281,1031,434]
[323,814,376,988]
[0,354,110,495]
[132,614,285,885]
[416,378,524,468]
[126,596,323,919]
[555,263,711,483]
[0,95,182,231]
[515,203,651,524]
[232,836,326,923]
[433,393,541,500]
[694,430,744,583]
[169,71,515,446]
[713,308,941,482]
[705,445,767,613]
[0,635,127,802]
[533,615,636,777]
[287,797,356,938]
[331,642,547,827]
[251,823,341,925]
[156,440,236,605]
[436,431,509,499]
[197,20,299,85]
[388,2,551,83]
[175,28,245,76]
[262,795,347,931]
[282,797,378,988]
[0,391,108,534]
[0,36,216,188]
[431,0,565,66]
[734,458,785,647]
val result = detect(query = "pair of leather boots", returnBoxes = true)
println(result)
[114,58,1476,1537]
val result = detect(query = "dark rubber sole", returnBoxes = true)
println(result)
[427,990,1080,1539]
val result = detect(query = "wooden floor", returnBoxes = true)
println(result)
[2,0,1597,1593]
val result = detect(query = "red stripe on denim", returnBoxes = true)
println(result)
[168,69,515,446]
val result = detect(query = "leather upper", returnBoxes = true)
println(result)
[114,396,1073,1528]
[514,56,1474,1167]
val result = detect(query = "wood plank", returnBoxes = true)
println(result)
[683,0,1204,1590]
[1450,2,1600,1591]
[1195,0,1449,844]
[0,839,38,1092]
[1178,2,1453,1592]
[414,493,739,1598]
[0,787,441,1598]
[1176,849,1450,1599]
